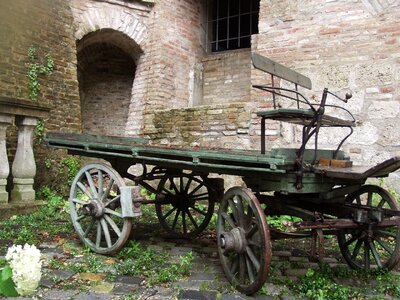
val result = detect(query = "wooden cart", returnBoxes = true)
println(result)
[45,53,400,295]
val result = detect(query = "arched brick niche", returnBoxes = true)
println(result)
[77,29,141,136]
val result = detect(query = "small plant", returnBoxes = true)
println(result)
[27,46,54,102]
[35,118,45,144]
[59,156,81,185]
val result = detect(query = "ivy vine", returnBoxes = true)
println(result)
[27,46,54,102]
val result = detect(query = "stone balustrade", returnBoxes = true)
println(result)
[0,96,50,203]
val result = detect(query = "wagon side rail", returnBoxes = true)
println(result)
[45,131,290,177]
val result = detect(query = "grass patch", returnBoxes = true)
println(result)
[0,187,72,254]
[291,264,400,300]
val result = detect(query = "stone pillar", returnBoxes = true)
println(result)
[11,116,38,202]
[0,114,14,203]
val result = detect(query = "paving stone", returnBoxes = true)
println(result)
[147,244,164,252]
[284,268,308,277]
[90,282,115,293]
[189,272,215,281]
[170,246,194,255]
[273,251,292,257]
[252,295,277,300]
[288,256,309,263]
[320,257,338,263]
[112,284,140,295]
[221,294,247,300]
[114,275,142,285]
[74,291,114,300]
[40,269,76,288]
[178,289,217,300]
[175,279,204,290]
[40,289,78,299]
[150,287,176,299]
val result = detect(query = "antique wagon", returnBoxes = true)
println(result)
[45,53,400,295]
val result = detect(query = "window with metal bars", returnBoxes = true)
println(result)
[206,0,260,52]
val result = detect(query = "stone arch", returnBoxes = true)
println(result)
[74,7,147,48]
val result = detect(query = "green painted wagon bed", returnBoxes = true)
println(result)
[45,54,400,295]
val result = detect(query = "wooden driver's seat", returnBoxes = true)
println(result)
[252,53,356,189]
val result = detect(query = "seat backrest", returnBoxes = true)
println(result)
[252,53,312,90]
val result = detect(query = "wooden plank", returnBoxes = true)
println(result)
[45,131,290,174]
[252,53,312,90]
[45,131,149,146]
[313,156,400,180]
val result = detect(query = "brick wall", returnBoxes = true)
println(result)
[202,50,252,105]
[0,0,80,188]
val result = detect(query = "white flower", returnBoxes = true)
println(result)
[5,243,42,296]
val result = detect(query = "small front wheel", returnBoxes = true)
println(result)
[69,163,132,254]
[217,187,272,295]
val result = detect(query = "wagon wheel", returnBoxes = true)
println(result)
[155,173,215,237]
[69,163,132,254]
[217,187,272,295]
[337,185,400,270]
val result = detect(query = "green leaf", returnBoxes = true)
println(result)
[0,266,18,297]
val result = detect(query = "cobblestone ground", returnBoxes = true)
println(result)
[1,223,399,300]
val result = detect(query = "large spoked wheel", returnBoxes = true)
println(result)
[155,173,215,237]
[70,163,132,254]
[217,187,271,295]
[338,185,400,270]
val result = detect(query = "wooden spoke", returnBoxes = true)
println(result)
[190,205,208,216]
[369,241,383,268]
[245,256,255,283]
[161,207,177,221]
[246,246,260,271]
[96,221,102,248]
[186,210,199,230]
[351,239,363,260]
[246,224,258,239]
[221,212,236,229]
[343,232,362,248]
[100,218,112,248]
[77,182,93,199]
[104,214,122,237]
[104,195,121,207]
[83,219,95,238]
[73,198,88,205]
[85,171,98,198]
[104,208,122,218]
[76,214,87,222]
[364,241,370,269]
[182,211,187,234]
[183,177,192,194]
[172,209,181,230]
[168,178,180,194]
[101,178,114,202]
[188,182,205,197]
[374,236,393,255]
[97,170,103,199]
[228,199,240,224]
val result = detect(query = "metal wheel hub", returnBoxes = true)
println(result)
[219,227,247,254]
[82,201,104,218]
